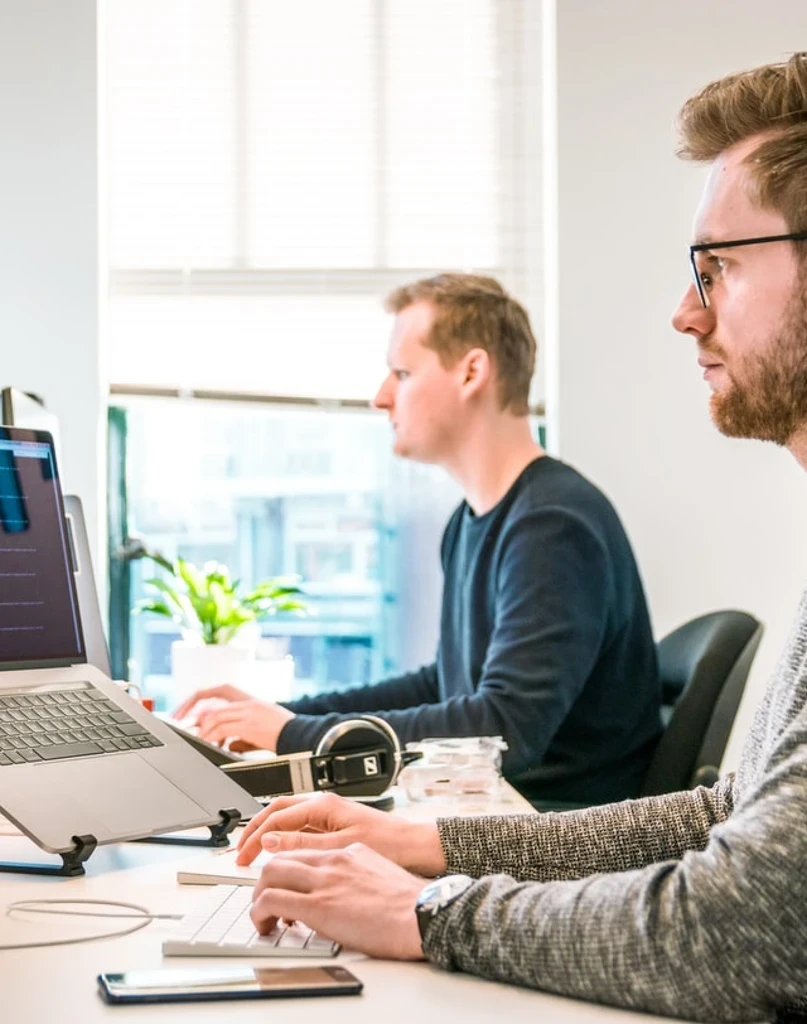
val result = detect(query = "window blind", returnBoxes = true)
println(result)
[106,0,541,401]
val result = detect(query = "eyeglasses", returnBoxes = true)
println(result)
[689,231,807,308]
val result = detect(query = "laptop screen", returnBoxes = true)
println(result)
[0,427,86,667]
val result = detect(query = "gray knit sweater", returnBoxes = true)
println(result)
[426,588,807,1022]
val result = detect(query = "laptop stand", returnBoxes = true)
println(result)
[133,807,242,849]
[0,833,97,877]
[0,806,240,878]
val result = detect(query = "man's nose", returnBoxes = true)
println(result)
[372,378,393,410]
[671,282,715,339]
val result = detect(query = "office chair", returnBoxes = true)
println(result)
[639,609,763,797]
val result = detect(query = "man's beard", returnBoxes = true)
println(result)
[709,282,807,446]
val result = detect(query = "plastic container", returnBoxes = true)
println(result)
[398,736,507,801]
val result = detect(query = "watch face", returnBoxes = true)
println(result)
[416,874,474,943]
[418,874,474,916]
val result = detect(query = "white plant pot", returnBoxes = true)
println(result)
[170,640,255,707]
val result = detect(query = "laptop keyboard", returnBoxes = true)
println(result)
[163,884,340,958]
[0,684,163,766]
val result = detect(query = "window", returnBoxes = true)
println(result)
[105,1,542,702]
[116,398,463,707]
[106,0,542,397]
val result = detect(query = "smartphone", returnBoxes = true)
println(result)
[97,965,363,1004]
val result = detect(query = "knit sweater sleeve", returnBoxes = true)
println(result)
[424,729,807,1021]
[436,774,735,881]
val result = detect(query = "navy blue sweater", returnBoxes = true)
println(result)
[277,457,661,805]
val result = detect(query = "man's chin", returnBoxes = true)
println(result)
[392,437,412,459]
[391,438,440,465]
[710,393,791,445]
[710,394,752,439]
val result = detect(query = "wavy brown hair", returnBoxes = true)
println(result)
[677,52,807,237]
[384,273,536,415]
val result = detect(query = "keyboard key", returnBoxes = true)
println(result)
[220,914,258,947]
[35,741,103,761]
[118,723,149,737]
[277,925,311,950]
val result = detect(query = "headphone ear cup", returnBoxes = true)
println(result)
[314,716,401,797]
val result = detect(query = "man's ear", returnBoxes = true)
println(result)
[459,347,492,400]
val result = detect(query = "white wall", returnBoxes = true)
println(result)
[0,0,103,564]
[548,0,807,769]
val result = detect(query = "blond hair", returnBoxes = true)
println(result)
[677,52,807,235]
[384,273,536,415]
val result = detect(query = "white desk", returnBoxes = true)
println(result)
[0,786,690,1024]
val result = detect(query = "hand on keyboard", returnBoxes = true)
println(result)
[163,885,339,958]
[251,843,426,961]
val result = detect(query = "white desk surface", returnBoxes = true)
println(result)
[0,786,691,1023]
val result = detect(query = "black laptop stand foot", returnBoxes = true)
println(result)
[0,833,97,877]
[133,808,241,849]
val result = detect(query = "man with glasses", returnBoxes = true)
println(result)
[233,53,807,1023]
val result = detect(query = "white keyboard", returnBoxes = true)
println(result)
[163,884,340,958]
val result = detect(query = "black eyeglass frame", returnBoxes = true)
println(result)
[689,231,807,308]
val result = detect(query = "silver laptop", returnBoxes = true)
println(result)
[0,426,262,856]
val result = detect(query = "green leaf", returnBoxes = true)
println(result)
[134,599,174,619]
[176,557,206,600]
[136,547,309,644]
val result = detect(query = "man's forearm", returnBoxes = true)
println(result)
[282,664,439,718]
[424,772,800,1024]
[437,776,734,882]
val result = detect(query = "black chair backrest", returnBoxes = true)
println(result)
[640,610,763,797]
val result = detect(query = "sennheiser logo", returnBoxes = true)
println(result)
[363,755,379,776]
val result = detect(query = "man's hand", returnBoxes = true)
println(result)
[237,792,447,877]
[173,684,252,721]
[172,685,295,752]
[251,843,426,961]
[194,697,295,752]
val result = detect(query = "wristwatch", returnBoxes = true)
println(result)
[415,873,475,945]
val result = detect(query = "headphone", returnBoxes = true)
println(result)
[222,715,420,804]
[312,715,407,798]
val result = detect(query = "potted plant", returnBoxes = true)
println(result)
[133,546,306,703]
